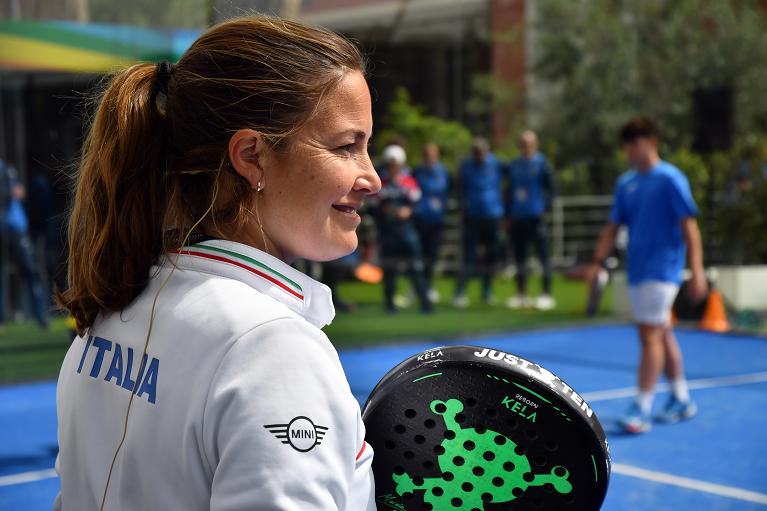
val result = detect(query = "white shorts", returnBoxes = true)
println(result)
[628,281,680,326]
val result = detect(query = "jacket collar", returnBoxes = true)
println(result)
[172,239,335,328]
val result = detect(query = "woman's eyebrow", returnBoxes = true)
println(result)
[336,129,368,142]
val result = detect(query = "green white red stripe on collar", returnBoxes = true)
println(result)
[174,243,304,301]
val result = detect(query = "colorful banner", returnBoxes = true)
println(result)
[0,20,202,73]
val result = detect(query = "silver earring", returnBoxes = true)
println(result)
[256,181,263,192]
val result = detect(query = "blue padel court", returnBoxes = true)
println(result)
[2,324,766,510]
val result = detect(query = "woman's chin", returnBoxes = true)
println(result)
[304,233,358,262]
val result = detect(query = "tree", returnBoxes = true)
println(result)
[377,87,473,172]
[532,0,767,192]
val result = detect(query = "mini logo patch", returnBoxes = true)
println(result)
[264,416,328,452]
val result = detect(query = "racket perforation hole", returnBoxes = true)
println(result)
[523,472,535,483]
[503,461,515,471]
[481,492,493,502]
[432,486,443,496]
[485,407,497,417]
[483,451,495,461]
[384,440,395,449]
[463,440,476,451]
[475,424,487,434]
[434,403,447,413]
[534,455,546,466]
[494,434,507,445]
[545,440,559,452]
[515,445,527,456]
[472,466,485,476]
[444,429,456,440]
[443,471,455,481]
[492,476,504,487]
[544,482,555,494]
[451,497,462,508]
[526,429,539,440]
[512,487,524,498]
[414,434,425,444]
[394,424,406,434]
[424,419,436,429]
[404,450,415,459]
[434,445,445,455]
[423,460,434,469]
[404,408,417,418]
[452,455,465,466]
[462,481,474,492]
[394,465,405,475]
[466,397,477,407]
[455,413,466,424]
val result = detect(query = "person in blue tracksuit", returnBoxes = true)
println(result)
[0,159,49,328]
[413,143,450,302]
[506,130,557,311]
[452,137,504,307]
[370,145,433,314]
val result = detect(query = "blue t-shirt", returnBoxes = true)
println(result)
[413,161,450,225]
[507,152,555,219]
[609,160,698,285]
[459,153,504,219]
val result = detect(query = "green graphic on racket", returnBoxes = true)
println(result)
[363,345,610,511]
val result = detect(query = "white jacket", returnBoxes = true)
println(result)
[54,239,374,510]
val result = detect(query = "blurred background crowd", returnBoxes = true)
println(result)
[1,0,767,375]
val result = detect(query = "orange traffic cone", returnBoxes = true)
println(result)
[699,289,730,332]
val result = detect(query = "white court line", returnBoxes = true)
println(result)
[613,463,767,505]
[0,468,57,487]
[583,371,767,402]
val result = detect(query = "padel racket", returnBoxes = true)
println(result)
[363,345,610,511]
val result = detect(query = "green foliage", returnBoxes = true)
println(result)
[533,0,767,192]
[377,87,473,173]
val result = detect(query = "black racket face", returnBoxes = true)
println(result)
[362,346,610,511]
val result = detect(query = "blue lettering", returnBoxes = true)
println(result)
[76,336,93,374]
[104,343,124,386]
[121,347,136,391]
[137,357,159,404]
[89,337,112,378]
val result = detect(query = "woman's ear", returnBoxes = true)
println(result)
[228,129,269,190]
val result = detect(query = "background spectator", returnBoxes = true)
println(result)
[412,142,450,303]
[506,130,557,311]
[452,137,504,307]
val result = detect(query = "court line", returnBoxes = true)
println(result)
[613,463,767,505]
[583,371,767,402]
[0,468,57,487]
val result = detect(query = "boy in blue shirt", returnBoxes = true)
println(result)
[506,130,556,311]
[413,143,450,303]
[586,117,707,433]
[452,137,504,307]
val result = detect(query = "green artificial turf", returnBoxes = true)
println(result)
[0,274,609,384]
[324,274,610,345]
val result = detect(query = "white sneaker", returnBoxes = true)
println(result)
[506,295,528,309]
[451,295,470,308]
[393,294,412,308]
[427,288,441,304]
[535,294,556,311]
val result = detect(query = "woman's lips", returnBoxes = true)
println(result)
[332,204,361,215]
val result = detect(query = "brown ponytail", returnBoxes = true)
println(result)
[57,16,365,334]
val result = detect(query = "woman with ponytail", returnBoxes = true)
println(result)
[54,16,380,510]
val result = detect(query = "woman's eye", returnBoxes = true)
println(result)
[338,143,356,153]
